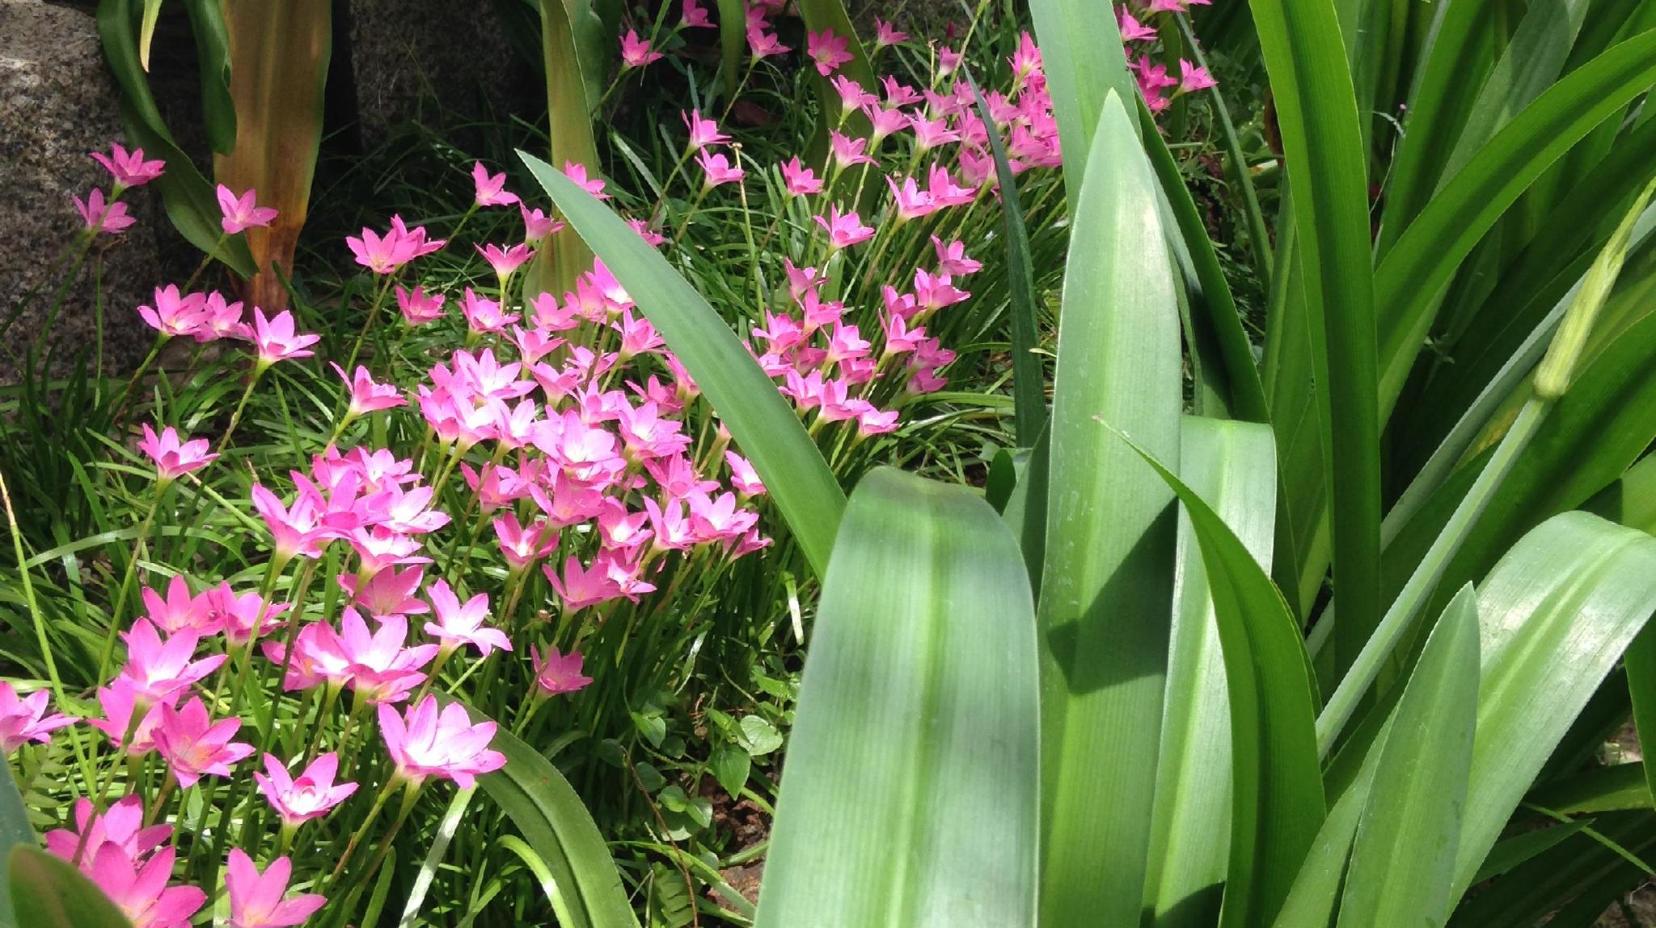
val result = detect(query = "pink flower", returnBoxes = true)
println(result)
[251,483,329,561]
[226,848,326,928]
[88,845,205,928]
[216,185,278,235]
[747,24,789,58]
[203,583,288,646]
[424,579,510,657]
[347,216,447,274]
[117,620,227,708]
[530,645,593,696]
[938,46,963,76]
[136,285,207,338]
[45,795,169,868]
[806,29,852,76]
[627,218,667,246]
[1118,7,1156,42]
[250,308,320,365]
[563,162,609,199]
[140,574,215,635]
[339,564,428,619]
[887,176,937,220]
[477,242,534,279]
[137,423,218,481]
[681,0,713,27]
[813,205,875,249]
[725,450,765,496]
[1178,59,1217,93]
[331,363,405,417]
[460,288,519,334]
[780,157,824,196]
[91,143,165,190]
[828,131,875,168]
[682,109,729,149]
[620,29,664,69]
[932,236,982,275]
[831,75,876,113]
[154,696,253,788]
[520,204,564,241]
[397,284,447,325]
[696,150,746,188]
[1148,0,1187,11]
[543,555,625,611]
[0,682,73,753]
[873,18,908,47]
[866,104,908,140]
[254,752,357,827]
[194,291,248,341]
[76,188,136,235]
[909,114,959,150]
[378,694,506,787]
[337,610,437,704]
[88,683,163,756]
[494,514,558,570]
[471,162,518,207]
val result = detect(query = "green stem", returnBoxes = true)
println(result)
[98,482,169,679]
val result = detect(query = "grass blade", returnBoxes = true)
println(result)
[1036,92,1183,928]
[519,152,847,576]
[1145,418,1278,927]
[1247,0,1381,675]
[754,468,1039,928]
[1338,585,1479,928]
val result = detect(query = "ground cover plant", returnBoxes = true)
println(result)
[1,0,1655,926]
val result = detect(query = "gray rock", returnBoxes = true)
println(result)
[0,0,171,383]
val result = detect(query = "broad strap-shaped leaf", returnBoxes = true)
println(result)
[1145,418,1278,928]
[1452,511,1656,896]
[1128,432,1324,928]
[95,0,256,276]
[754,468,1039,928]
[1036,92,1182,928]
[1028,0,1138,212]
[1338,585,1479,928]
[475,720,638,928]
[8,846,131,928]
[0,759,34,927]
[522,0,606,299]
[1629,625,1656,805]
[1376,31,1656,413]
[520,152,847,577]
[1247,0,1381,676]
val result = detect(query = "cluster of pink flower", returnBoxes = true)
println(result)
[73,143,163,235]
[135,284,318,367]
[1116,0,1219,112]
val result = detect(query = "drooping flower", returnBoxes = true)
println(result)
[88,845,206,928]
[76,188,136,235]
[137,423,218,481]
[0,682,74,753]
[91,143,166,190]
[1118,7,1156,42]
[477,242,534,279]
[530,645,593,696]
[225,849,326,928]
[681,0,713,27]
[88,683,163,756]
[153,696,254,788]
[471,162,518,207]
[424,579,510,657]
[378,694,507,787]
[747,24,789,58]
[520,204,564,241]
[619,29,664,69]
[806,29,852,76]
[331,363,406,417]
[254,752,358,827]
[216,185,278,235]
[249,309,320,365]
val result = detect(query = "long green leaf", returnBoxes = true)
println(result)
[519,152,847,577]
[1452,511,1656,896]
[715,0,744,100]
[523,0,606,299]
[754,468,1039,928]
[0,758,33,927]
[8,847,131,928]
[1375,31,1656,413]
[1145,418,1278,928]
[94,0,255,277]
[1028,0,1138,213]
[1126,425,1324,928]
[1629,626,1656,805]
[1338,584,1479,928]
[1450,811,1656,927]
[1036,92,1182,928]
[1248,0,1381,675]
[475,721,638,928]
[969,78,1045,446]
